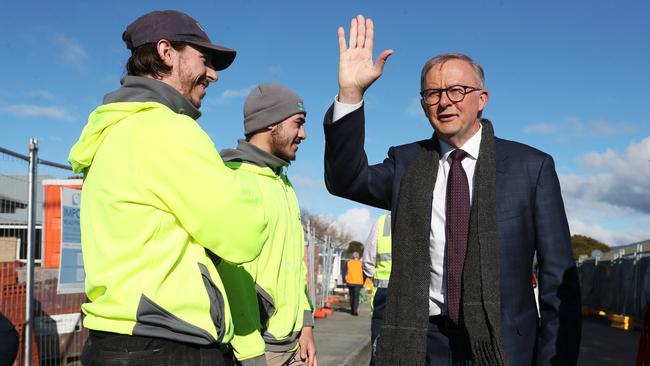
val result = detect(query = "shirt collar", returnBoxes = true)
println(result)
[438,123,482,161]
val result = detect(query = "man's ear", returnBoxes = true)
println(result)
[156,39,175,68]
[478,89,489,112]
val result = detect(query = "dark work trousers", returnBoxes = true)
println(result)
[426,316,475,366]
[81,330,228,366]
[370,287,387,366]
[347,285,362,315]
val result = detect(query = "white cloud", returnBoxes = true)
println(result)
[333,207,374,243]
[405,96,422,117]
[290,175,322,189]
[567,216,647,247]
[565,137,650,213]
[268,65,283,74]
[24,89,55,100]
[523,117,640,138]
[559,137,650,245]
[524,123,556,135]
[0,104,74,121]
[53,34,88,71]
[210,85,254,105]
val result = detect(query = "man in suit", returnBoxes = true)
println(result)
[323,14,581,365]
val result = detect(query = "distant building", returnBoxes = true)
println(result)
[0,174,46,262]
[582,239,650,262]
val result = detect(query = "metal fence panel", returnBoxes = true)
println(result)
[578,254,650,322]
[1,142,85,366]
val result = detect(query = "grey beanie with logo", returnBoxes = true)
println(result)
[244,83,306,135]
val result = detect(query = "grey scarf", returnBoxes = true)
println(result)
[376,120,506,366]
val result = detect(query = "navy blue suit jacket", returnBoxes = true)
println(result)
[323,105,581,365]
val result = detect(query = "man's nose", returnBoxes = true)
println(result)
[298,125,307,140]
[206,67,218,83]
[438,90,453,107]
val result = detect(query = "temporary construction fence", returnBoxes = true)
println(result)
[304,223,343,317]
[578,240,650,327]
[1,140,85,366]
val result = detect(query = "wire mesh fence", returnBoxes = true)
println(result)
[1,141,85,366]
[304,224,343,314]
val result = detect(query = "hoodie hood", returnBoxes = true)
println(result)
[68,76,201,174]
[68,102,154,174]
[220,140,289,175]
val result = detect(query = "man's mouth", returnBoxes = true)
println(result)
[195,78,209,91]
[437,113,456,122]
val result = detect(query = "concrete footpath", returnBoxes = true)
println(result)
[313,301,372,366]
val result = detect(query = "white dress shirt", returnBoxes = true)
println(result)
[429,126,481,315]
[332,98,483,316]
[362,218,380,278]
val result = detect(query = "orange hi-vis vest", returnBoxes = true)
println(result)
[346,258,364,285]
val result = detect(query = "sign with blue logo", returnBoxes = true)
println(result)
[57,187,85,294]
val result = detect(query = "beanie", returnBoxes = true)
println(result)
[244,83,306,135]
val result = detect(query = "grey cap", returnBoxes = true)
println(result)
[244,83,306,135]
[123,10,236,71]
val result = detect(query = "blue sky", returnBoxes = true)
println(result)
[1,1,649,245]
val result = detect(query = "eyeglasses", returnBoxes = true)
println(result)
[420,85,482,106]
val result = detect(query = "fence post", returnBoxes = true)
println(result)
[321,236,332,309]
[307,221,316,309]
[24,138,38,366]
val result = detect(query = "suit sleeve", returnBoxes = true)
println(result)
[534,156,581,365]
[323,103,395,210]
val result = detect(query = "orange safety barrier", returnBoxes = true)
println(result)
[42,180,82,269]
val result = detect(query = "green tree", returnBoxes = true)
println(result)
[571,234,609,259]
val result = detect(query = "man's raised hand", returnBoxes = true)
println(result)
[338,14,393,104]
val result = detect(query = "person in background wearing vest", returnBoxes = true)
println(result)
[218,84,316,366]
[68,10,268,365]
[346,252,364,316]
[362,214,391,366]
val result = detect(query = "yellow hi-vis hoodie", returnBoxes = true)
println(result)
[68,78,268,345]
[217,142,313,364]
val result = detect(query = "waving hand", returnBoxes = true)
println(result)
[338,14,393,104]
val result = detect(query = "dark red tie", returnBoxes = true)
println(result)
[446,149,470,325]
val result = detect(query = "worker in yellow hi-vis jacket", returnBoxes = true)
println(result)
[362,214,392,366]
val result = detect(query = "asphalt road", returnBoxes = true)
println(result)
[315,302,640,366]
[579,316,639,365]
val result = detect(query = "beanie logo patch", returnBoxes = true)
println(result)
[296,101,305,112]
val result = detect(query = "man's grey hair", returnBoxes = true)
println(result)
[420,53,485,91]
